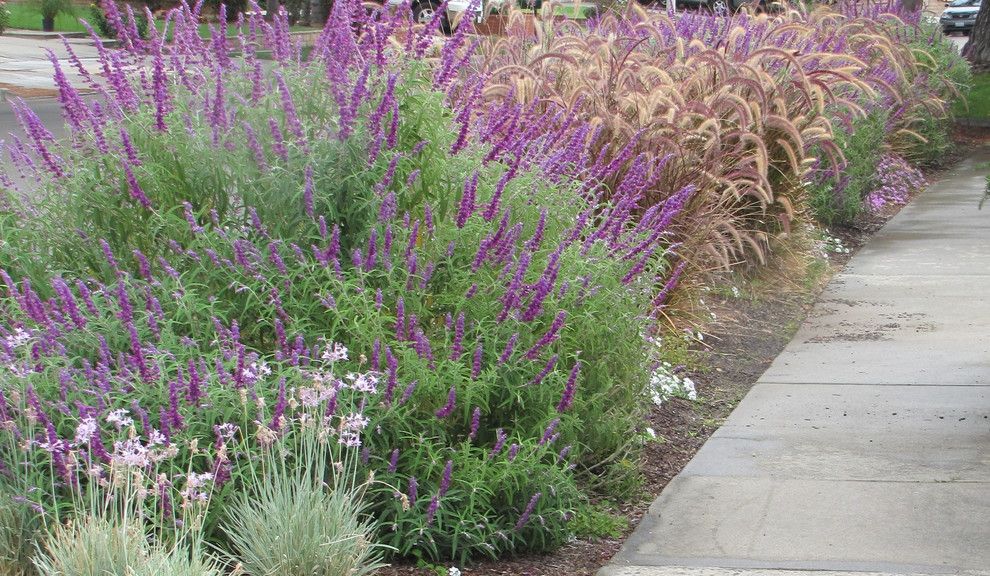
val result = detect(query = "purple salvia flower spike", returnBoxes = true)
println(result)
[556,360,580,413]
[515,492,541,530]
[435,386,456,419]
[439,459,453,497]
[456,171,479,228]
[468,407,480,441]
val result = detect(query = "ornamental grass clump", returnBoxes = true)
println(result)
[0,0,682,565]
[0,489,39,576]
[468,1,963,276]
[222,427,387,576]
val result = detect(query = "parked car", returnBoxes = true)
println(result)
[385,0,485,26]
[940,0,981,35]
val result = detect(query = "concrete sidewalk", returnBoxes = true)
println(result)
[0,32,99,97]
[602,150,990,576]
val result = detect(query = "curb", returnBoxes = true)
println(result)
[2,29,89,39]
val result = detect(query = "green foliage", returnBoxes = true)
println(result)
[0,56,658,565]
[32,516,147,576]
[897,21,970,166]
[0,488,39,576]
[0,2,11,34]
[205,0,247,20]
[570,503,629,539]
[809,112,887,226]
[88,2,149,39]
[221,429,387,576]
[2,0,85,31]
[33,0,72,20]
[955,72,990,120]
[32,515,223,576]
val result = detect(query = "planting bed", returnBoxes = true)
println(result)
[0,0,971,574]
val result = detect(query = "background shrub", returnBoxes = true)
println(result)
[0,1,10,35]
[808,112,888,226]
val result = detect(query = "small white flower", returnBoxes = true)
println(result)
[112,438,149,467]
[681,377,698,400]
[3,327,32,349]
[341,413,369,432]
[214,422,238,441]
[74,417,98,445]
[448,568,462,576]
[645,427,657,439]
[322,341,349,363]
[349,372,378,394]
[106,409,133,430]
[243,361,271,383]
[338,431,362,448]
[147,429,167,446]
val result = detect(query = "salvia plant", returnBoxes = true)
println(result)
[0,0,685,565]
[0,0,964,569]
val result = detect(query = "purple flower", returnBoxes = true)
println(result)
[468,406,480,441]
[472,340,483,379]
[400,379,418,405]
[456,171,479,228]
[653,260,687,308]
[275,72,304,140]
[268,242,288,275]
[538,418,559,446]
[269,118,288,162]
[506,443,520,461]
[167,374,185,429]
[525,209,548,252]
[242,122,268,172]
[489,428,508,458]
[384,346,399,404]
[435,386,456,419]
[426,495,439,526]
[439,459,453,496]
[515,492,541,530]
[408,476,418,506]
[556,361,580,413]
[524,311,567,360]
[122,161,152,209]
[498,333,519,366]
[388,449,400,473]
[498,251,532,322]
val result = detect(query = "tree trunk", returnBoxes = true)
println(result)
[42,16,55,32]
[901,0,921,12]
[964,0,990,72]
[265,0,279,21]
[309,0,328,25]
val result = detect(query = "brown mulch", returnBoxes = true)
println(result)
[0,83,60,99]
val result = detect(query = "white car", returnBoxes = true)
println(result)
[940,0,981,34]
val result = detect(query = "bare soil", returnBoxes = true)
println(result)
[375,131,984,576]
